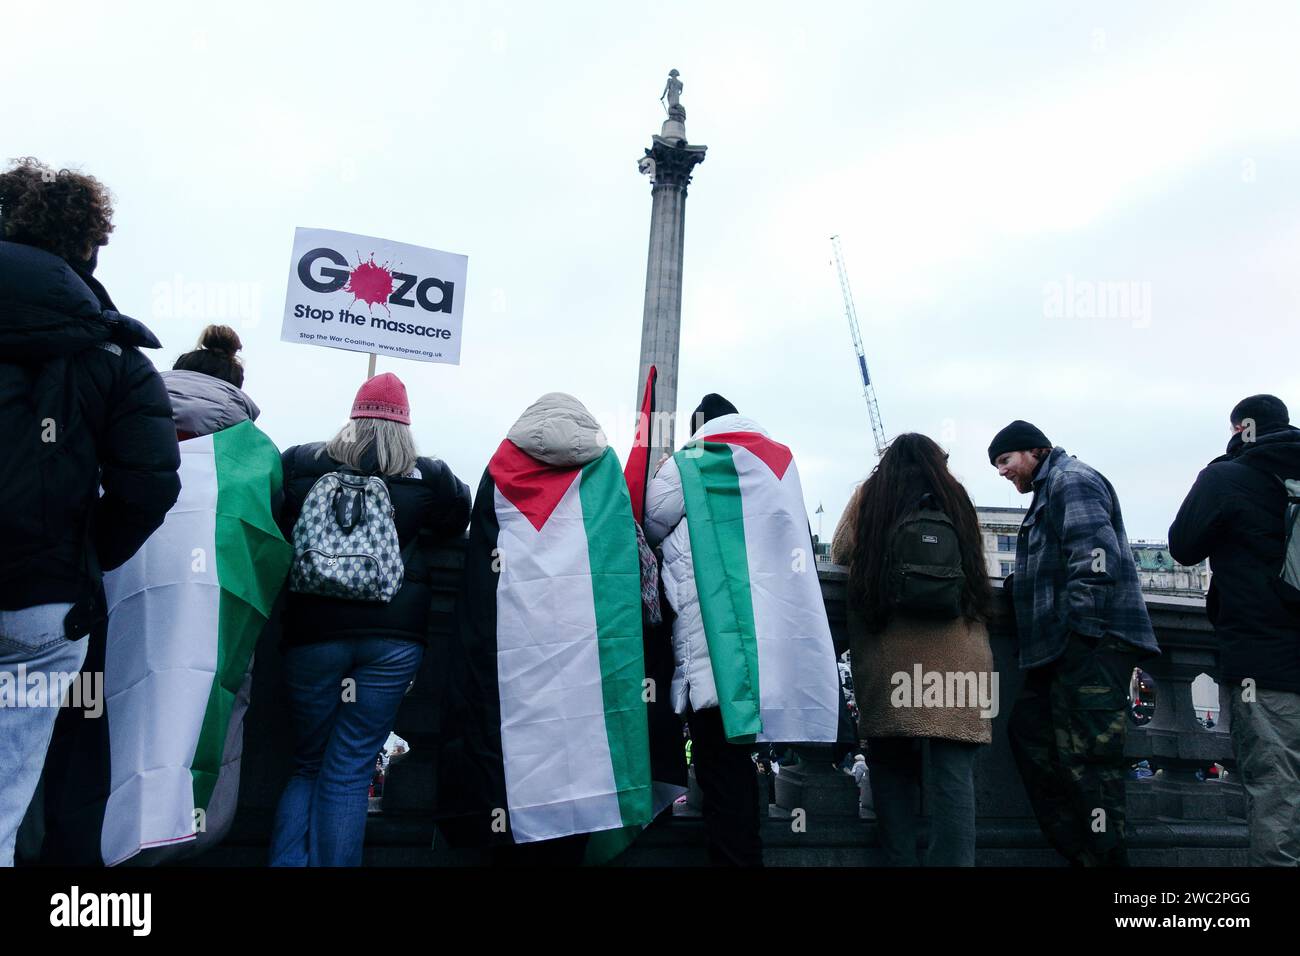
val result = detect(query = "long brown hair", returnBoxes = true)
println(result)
[846,432,992,631]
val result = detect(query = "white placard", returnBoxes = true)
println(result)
[280,227,468,365]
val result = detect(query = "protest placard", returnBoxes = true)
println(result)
[280,227,468,365]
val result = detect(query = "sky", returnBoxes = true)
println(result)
[5,0,1298,540]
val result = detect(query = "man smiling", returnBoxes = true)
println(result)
[989,420,1159,866]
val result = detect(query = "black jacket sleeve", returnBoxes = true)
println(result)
[277,446,305,540]
[1169,466,1222,566]
[94,350,181,571]
[423,460,472,539]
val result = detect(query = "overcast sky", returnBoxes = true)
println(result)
[6,1,1298,540]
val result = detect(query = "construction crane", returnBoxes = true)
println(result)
[830,234,888,455]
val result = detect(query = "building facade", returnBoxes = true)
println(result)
[974,506,1209,595]
[1129,540,1211,595]
[976,506,1027,580]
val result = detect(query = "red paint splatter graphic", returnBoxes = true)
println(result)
[345,254,395,314]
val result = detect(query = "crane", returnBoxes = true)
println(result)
[830,234,888,456]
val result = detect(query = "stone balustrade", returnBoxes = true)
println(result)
[198,544,1246,865]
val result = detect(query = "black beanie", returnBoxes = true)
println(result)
[988,420,1051,464]
[691,393,739,432]
[1230,394,1289,429]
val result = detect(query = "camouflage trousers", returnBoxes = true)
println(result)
[1008,633,1142,866]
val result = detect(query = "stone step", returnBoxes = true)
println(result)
[191,808,1246,867]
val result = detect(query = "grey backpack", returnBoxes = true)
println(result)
[1274,475,1300,609]
[289,471,405,603]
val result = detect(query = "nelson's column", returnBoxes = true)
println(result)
[635,68,707,471]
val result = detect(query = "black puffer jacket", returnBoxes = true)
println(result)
[0,240,180,633]
[1169,424,1300,693]
[278,442,471,646]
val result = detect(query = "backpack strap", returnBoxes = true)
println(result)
[1235,457,1297,498]
[1278,474,1300,546]
[914,491,943,514]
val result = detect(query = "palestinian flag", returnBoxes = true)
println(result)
[43,420,290,865]
[623,364,656,524]
[580,364,688,864]
[444,440,653,844]
[676,430,841,744]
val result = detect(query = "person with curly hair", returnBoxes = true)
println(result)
[0,156,180,866]
[0,157,115,266]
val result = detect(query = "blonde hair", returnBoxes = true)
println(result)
[323,417,418,478]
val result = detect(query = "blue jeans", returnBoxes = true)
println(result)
[0,603,84,867]
[269,637,422,867]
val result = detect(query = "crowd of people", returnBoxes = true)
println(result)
[2,157,1297,868]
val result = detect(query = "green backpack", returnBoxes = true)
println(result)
[885,494,966,619]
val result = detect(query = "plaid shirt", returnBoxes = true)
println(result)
[1010,447,1159,669]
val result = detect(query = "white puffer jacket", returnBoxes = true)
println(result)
[644,413,768,714]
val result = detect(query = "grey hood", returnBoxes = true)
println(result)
[506,392,607,467]
[163,369,260,437]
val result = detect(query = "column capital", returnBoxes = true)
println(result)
[642,135,707,190]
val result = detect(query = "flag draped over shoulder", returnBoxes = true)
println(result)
[579,364,688,864]
[675,431,841,744]
[45,420,291,865]
[623,365,656,524]
[446,440,653,844]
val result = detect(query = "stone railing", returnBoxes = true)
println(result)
[774,567,1246,865]
[200,545,1245,866]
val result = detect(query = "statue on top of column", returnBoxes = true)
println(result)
[660,69,683,113]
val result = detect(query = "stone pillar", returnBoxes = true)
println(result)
[636,90,706,475]
[772,747,862,820]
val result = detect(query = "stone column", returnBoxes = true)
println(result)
[635,79,706,478]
